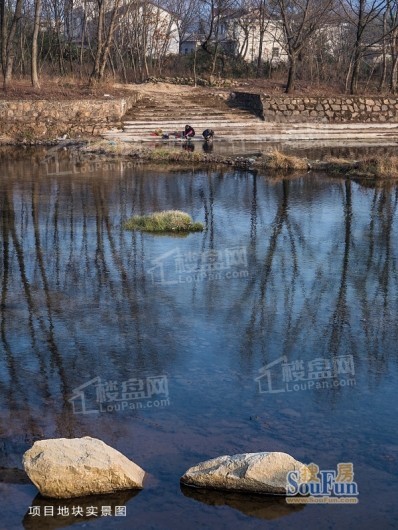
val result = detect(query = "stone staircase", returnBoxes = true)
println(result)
[103,92,263,142]
[102,91,398,144]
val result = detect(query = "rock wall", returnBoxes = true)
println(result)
[231,91,398,123]
[0,94,140,142]
[146,76,239,88]
[231,92,264,119]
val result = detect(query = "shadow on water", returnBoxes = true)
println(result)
[180,485,305,520]
[0,466,30,484]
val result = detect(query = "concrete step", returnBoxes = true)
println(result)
[125,110,254,118]
[120,127,398,137]
[123,118,251,124]
[123,118,262,124]
[113,92,398,144]
[122,120,398,130]
[109,126,398,134]
[125,107,252,118]
[113,123,398,132]
[129,105,225,109]
[104,129,398,142]
[126,114,246,121]
[287,122,398,130]
[123,122,261,129]
[126,107,230,113]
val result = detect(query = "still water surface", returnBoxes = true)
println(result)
[0,150,397,529]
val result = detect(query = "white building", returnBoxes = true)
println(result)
[128,2,180,57]
[219,12,288,64]
[70,0,180,57]
[312,23,350,58]
[180,34,204,55]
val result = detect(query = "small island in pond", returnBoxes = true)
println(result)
[124,210,204,233]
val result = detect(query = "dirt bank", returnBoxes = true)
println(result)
[77,140,398,181]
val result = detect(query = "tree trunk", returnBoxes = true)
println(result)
[90,0,105,84]
[4,59,13,89]
[91,0,120,84]
[390,30,398,93]
[256,0,266,77]
[98,1,120,81]
[31,0,42,88]
[54,1,65,76]
[0,0,6,78]
[378,51,387,92]
[350,49,361,95]
[193,41,197,86]
[286,55,297,93]
[211,43,219,77]
[79,2,87,78]
[256,30,264,77]
[1,0,23,89]
[391,54,398,93]
[378,8,388,92]
[349,0,364,96]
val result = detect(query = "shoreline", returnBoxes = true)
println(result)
[76,140,398,182]
[1,137,397,182]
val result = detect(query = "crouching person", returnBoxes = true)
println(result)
[202,129,214,141]
[183,125,195,139]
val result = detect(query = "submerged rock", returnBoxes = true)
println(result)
[181,452,307,494]
[23,436,145,498]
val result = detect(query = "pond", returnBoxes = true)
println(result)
[0,149,397,529]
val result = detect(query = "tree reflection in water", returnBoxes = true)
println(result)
[0,152,397,470]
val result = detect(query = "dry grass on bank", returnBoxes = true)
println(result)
[320,154,398,179]
[0,75,386,100]
[321,156,358,174]
[0,77,134,100]
[356,156,398,178]
[78,141,398,181]
[83,139,135,155]
[83,142,208,163]
[146,147,206,163]
[263,150,309,171]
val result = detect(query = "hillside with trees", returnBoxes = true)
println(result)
[0,0,397,94]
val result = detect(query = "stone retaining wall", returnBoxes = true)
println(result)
[0,94,140,142]
[231,91,398,123]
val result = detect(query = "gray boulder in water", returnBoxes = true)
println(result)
[181,451,308,494]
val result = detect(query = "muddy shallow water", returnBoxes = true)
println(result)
[0,150,397,529]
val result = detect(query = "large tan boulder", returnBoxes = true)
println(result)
[23,436,145,498]
[181,452,308,494]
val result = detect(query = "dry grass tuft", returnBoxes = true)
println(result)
[356,155,398,178]
[82,139,134,156]
[264,150,308,171]
[146,148,205,163]
[124,210,204,233]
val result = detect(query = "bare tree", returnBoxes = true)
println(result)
[339,0,385,94]
[1,0,25,88]
[90,0,121,83]
[199,0,239,75]
[166,0,200,52]
[272,0,335,93]
[256,0,275,75]
[384,0,398,92]
[378,0,389,90]
[31,0,42,87]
